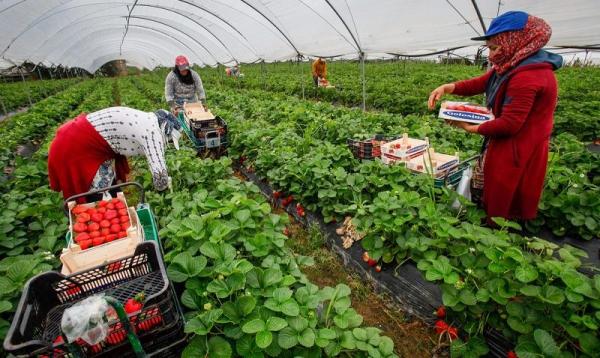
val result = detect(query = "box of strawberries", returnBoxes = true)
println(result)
[438,101,494,124]
[60,192,143,274]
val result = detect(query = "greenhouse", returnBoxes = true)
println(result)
[0,1,599,357]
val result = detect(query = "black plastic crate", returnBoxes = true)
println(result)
[4,241,183,357]
[347,134,398,160]
[191,116,228,151]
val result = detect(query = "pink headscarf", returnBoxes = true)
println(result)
[489,15,552,74]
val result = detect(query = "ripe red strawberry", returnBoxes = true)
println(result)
[75,232,90,243]
[86,208,97,216]
[118,209,128,216]
[88,222,100,232]
[110,198,120,204]
[507,352,518,358]
[73,223,87,233]
[92,236,105,246]
[447,326,458,340]
[105,210,118,220]
[89,231,100,238]
[91,213,103,223]
[296,203,305,217]
[97,207,107,214]
[72,205,88,215]
[100,220,111,228]
[375,265,382,272]
[76,213,90,223]
[101,228,110,236]
[65,284,81,296]
[110,217,120,224]
[115,201,126,209]
[434,320,449,334]
[79,239,92,250]
[106,323,126,345]
[124,292,145,314]
[367,258,377,267]
[121,222,130,231]
[283,227,290,236]
[118,231,127,238]
[98,200,109,207]
[110,224,121,234]
[105,234,118,243]
[120,215,129,223]
[436,306,446,319]
[273,191,281,199]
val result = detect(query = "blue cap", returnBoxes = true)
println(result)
[471,11,529,41]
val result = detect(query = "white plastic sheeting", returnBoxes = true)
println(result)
[0,0,598,72]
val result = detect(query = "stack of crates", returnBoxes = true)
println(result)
[347,134,398,160]
[3,241,186,357]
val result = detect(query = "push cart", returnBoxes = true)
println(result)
[174,102,228,158]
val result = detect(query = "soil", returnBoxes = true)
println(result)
[284,221,442,358]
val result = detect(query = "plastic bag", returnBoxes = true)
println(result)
[451,167,472,210]
[61,295,110,345]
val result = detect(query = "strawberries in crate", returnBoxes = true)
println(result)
[69,197,132,250]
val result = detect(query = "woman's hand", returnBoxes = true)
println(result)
[428,83,456,109]
[445,119,480,133]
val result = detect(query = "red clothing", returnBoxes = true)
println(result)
[48,113,130,201]
[453,63,558,220]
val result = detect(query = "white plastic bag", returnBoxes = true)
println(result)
[451,167,472,210]
[61,295,110,345]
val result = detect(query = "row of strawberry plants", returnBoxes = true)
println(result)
[0,78,116,341]
[197,61,600,141]
[140,70,598,241]
[0,79,96,172]
[134,150,400,357]
[122,76,403,357]
[128,74,600,357]
[0,78,79,114]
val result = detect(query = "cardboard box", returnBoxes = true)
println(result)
[438,101,494,124]
[61,193,143,275]
[184,102,215,121]
[381,134,429,164]
[406,148,460,178]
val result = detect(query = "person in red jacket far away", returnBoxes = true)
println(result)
[428,11,563,225]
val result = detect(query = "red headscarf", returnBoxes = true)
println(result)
[489,15,552,74]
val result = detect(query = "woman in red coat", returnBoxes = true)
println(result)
[428,11,563,222]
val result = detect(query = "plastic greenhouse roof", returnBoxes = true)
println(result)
[1,0,599,72]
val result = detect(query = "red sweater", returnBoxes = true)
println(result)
[453,63,558,220]
[48,114,130,201]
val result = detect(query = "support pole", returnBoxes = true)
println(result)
[260,60,265,90]
[298,55,305,100]
[19,67,33,107]
[360,52,366,111]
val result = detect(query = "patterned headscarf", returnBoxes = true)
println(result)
[489,15,552,74]
[154,109,182,150]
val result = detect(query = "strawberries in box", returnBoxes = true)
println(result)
[438,101,494,124]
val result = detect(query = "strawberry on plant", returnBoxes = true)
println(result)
[273,191,281,199]
[436,306,446,319]
[434,320,448,334]
[507,351,518,358]
[362,252,370,262]
[367,258,377,267]
[375,265,382,272]
[283,227,290,236]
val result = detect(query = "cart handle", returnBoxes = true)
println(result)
[63,182,145,215]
